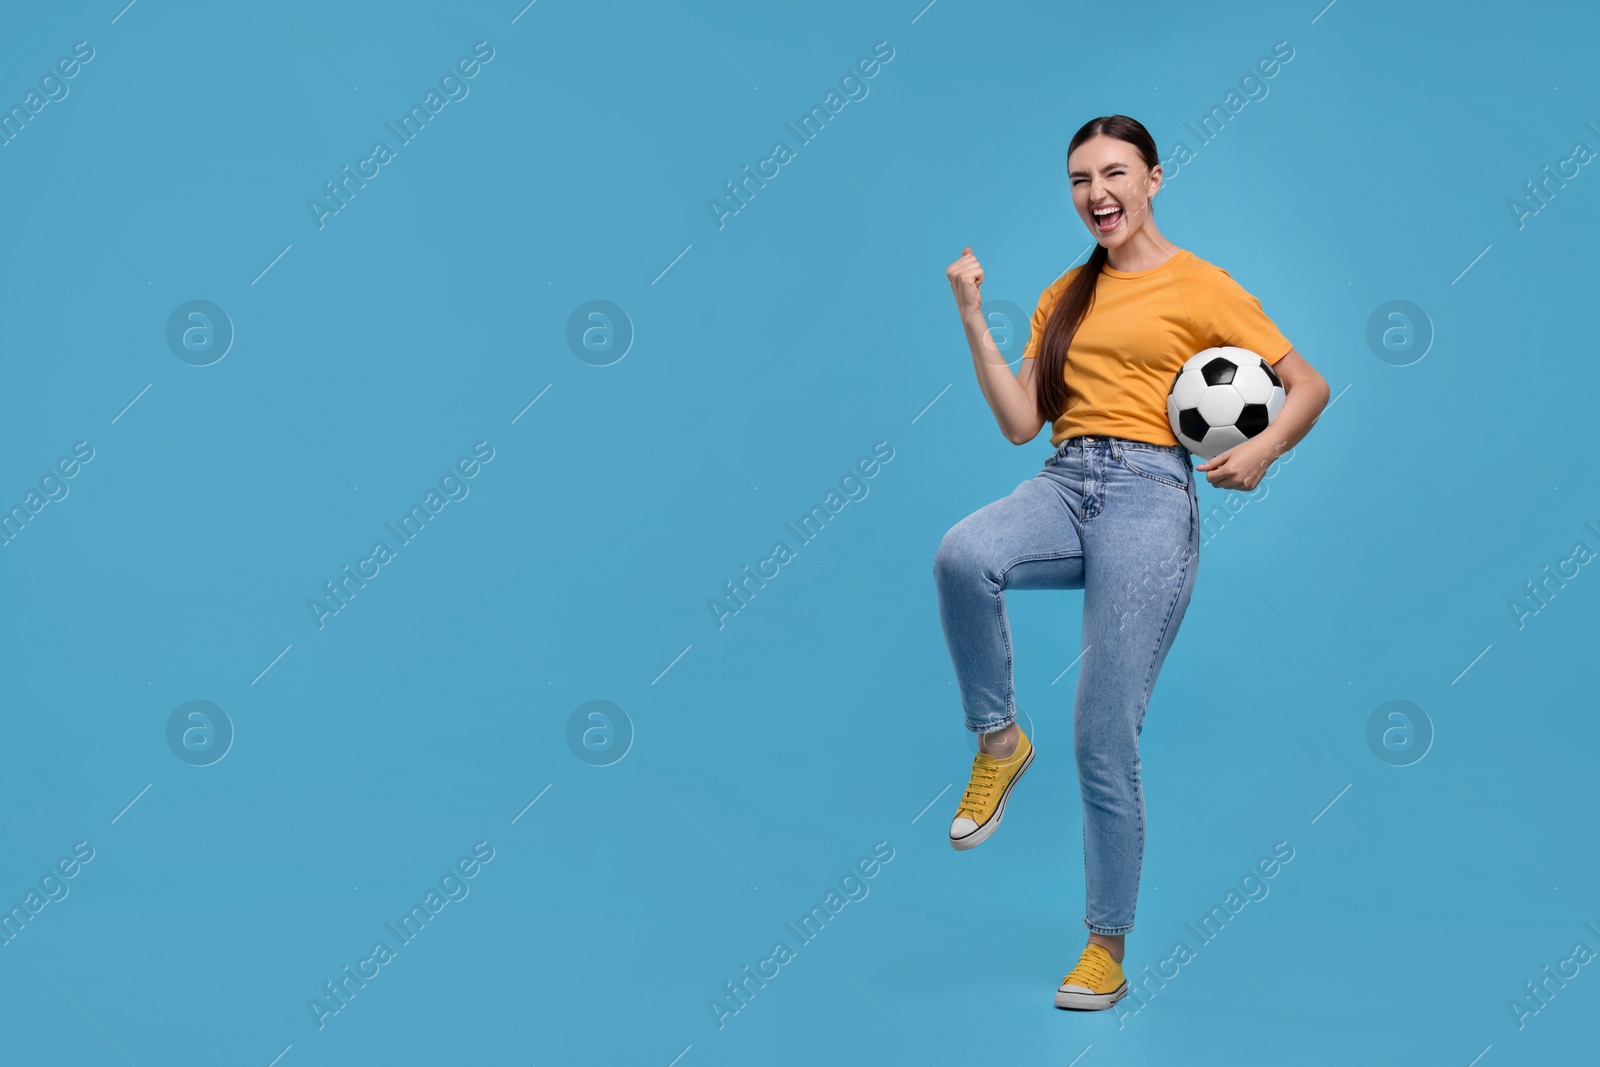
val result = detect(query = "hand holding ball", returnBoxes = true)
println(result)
[1167,347,1285,461]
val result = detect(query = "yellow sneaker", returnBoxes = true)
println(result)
[1054,942,1129,1010]
[948,727,1034,850]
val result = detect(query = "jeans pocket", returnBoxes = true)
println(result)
[1117,448,1189,490]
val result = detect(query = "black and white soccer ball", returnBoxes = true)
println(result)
[1166,347,1286,461]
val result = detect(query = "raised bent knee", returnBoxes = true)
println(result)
[933,525,978,585]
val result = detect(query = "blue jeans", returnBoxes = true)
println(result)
[932,434,1200,934]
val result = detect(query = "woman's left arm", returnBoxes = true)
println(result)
[1195,347,1329,491]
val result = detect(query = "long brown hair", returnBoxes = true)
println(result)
[1033,115,1162,426]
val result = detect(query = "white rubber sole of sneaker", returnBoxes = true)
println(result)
[948,743,1035,851]
[1054,980,1128,1011]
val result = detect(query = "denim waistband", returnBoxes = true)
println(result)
[1059,434,1190,456]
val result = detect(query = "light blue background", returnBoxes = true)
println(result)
[2,1,1597,1063]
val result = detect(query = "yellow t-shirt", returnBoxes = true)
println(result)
[1020,247,1294,448]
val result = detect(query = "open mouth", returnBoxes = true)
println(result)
[1092,205,1124,233]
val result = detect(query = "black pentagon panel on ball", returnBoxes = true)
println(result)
[1178,407,1210,441]
[1201,356,1236,386]
[1261,360,1283,388]
[1236,403,1271,438]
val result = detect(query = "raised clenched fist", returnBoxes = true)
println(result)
[946,246,984,319]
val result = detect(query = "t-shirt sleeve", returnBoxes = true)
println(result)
[1188,264,1294,364]
[1020,278,1065,361]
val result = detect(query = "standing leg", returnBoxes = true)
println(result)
[1073,443,1199,940]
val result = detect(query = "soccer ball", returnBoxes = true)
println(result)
[1166,347,1285,461]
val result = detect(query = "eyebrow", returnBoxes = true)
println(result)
[1067,161,1131,178]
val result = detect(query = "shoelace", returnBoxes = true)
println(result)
[1063,947,1110,988]
[955,752,1000,819]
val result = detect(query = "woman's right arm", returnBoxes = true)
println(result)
[947,246,1047,445]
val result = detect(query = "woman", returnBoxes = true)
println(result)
[934,114,1329,1012]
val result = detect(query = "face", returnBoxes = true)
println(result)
[1068,134,1160,246]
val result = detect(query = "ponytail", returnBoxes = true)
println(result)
[1033,243,1107,426]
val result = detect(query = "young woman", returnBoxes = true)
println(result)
[934,114,1329,1012]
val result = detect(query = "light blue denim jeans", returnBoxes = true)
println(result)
[932,434,1200,934]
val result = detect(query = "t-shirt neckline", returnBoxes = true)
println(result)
[1100,247,1189,279]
